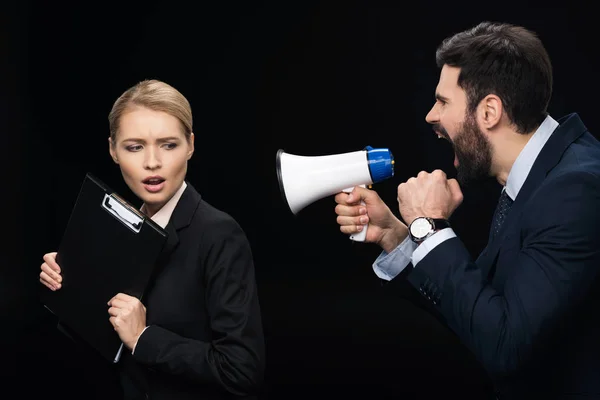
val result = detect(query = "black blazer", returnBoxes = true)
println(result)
[403,114,600,399]
[114,182,265,400]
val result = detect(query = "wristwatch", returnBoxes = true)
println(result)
[408,217,450,243]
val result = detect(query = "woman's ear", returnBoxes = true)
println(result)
[108,137,119,164]
[187,132,195,160]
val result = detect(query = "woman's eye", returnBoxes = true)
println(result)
[164,143,177,150]
[126,145,143,152]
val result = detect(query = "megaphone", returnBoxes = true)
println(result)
[276,145,395,241]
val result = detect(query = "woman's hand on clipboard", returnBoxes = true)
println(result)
[39,252,62,291]
[107,293,147,351]
[40,251,147,352]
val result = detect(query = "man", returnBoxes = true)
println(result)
[334,22,600,399]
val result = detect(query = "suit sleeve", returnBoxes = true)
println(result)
[131,218,265,396]
[406,172,600,377]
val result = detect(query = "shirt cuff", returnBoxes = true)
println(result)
[411,228,456,266]
[131,326,150,355]
[372,235,418,281]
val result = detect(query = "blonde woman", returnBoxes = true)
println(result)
[40,79,265,400]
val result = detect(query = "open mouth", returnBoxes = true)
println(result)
[434,130,458,167]
[143,177,165,185]
[435,131,449,141]
[142,176,166,193]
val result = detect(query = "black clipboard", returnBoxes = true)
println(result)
[40,173,168,364]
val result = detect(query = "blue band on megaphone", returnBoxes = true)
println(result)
[365,146,395,183]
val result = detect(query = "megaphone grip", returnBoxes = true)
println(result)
[343,185,367,242]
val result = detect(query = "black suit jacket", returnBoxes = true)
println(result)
[114,182,265,400]
[404,113,600,399]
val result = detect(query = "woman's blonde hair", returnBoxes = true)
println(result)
[108,79,193,142]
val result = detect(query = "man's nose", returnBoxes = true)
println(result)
[425,104,438,124]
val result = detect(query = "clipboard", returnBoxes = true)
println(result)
[40,173,168,364]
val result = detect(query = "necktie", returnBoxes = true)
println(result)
[491,189,513,239]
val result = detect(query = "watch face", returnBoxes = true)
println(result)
[410,218,432,239]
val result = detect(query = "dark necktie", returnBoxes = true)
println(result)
[491,189,513,239]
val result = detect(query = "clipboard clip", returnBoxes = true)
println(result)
[102,194,143,233]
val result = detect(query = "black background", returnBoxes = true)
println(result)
[2,1,597,398]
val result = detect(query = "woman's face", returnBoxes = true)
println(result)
[109,106,194,216]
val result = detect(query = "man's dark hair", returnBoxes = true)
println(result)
[436,21,553,133]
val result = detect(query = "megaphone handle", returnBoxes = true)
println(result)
[342,185,367,242]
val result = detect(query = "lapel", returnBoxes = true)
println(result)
[144,182,202,296]
[158,181,202,257]
[477,113,588,279]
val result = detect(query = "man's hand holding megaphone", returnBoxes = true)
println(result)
[334,186,409,254]
[334,170,463,253]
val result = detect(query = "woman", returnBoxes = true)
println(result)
[39,79,265,400]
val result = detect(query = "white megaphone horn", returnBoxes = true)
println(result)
[276,145,395,241]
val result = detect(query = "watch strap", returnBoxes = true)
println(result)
[431,218,451,231]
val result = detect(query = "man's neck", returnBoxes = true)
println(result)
[492,129,536,187]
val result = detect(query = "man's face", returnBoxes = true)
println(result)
[425,65,493,186]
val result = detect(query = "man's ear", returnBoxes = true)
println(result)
[478,94,503,130]
[187,132,195,160]
[108,137,119,164]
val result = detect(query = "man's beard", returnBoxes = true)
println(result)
[436,113,493,187]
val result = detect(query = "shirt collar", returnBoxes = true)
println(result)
[504,115,558,200]
[140,181,187,228]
